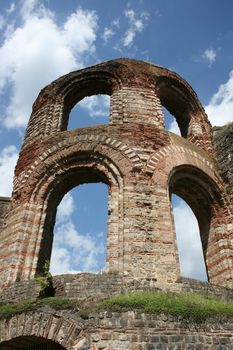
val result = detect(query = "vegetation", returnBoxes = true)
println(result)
[0,297,77,320]
[98,291,233,322]
[1,291,233,323]
[35,260,54,297]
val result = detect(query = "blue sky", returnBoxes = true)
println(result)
[0,0,233,280]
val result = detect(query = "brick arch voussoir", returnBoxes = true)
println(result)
[0,311,90,350]
[148,145,231,211]
[147,145,231,225]
[24,65,124,144]
[15,135,142,199]
[146,145,222,186]
[16,136,141,204]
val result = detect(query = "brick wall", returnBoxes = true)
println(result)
[0,58,232,291]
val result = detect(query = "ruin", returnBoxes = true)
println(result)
[0,58,232,349]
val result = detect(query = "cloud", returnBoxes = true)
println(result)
[50,220,105,275]
[50,192,106,275]
[205,70,233,126]
[122,9,149,47]
[101,18,120,44]
[56,193,75,224]
[0,2,98,129]
[79,95,110,117]
[0,145,18,197]
[202,48,217,66]
[102,27,115,43]
[168,120,181,135]
[172,197,207,281]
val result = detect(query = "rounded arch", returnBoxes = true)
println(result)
[24,63,124,145]
[11,139,135,281]
[168,164,231,285]
[149,144,232,285]
[23,58,213,151]
[169,164,224,259]
[0,311,88,350]
[156,75,212,152]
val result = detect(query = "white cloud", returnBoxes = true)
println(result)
[50,191,106,275]
[202,48,217,66]
[56,193,75,224]
[0,145,18,197]
[205,70,233,126]
[122,9,149,47]
[101,18,119,44]
[50,220,105,275]
[168,120,181,135]
[79,95,110,117]
[0,2,98,129]
[173,198,207,281]
[102,27,115,43]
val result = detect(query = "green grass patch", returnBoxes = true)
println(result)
[1,292,233,323]
[98,291,233,322]
[0,300,35,319]
[0,297,78,319]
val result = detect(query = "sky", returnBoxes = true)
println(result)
[0,0,233,281]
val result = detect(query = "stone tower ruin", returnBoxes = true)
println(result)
[0,58,233,349]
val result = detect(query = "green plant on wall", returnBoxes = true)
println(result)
[35,259,54,298]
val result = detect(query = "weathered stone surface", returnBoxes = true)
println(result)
[0,58,232,289]
[0,58,232,348]
[0,309,233,349]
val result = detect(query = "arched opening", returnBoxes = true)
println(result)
[0,336,65,349]
[59,72,116,131]
[171,194,208,281]
[163,106,181,135]
[50,182,108,275]
[35,157,122,278]
[157,78,194,138]
[68,94,110,129]
[169,165,225,282]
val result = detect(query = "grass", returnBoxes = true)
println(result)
[98,291,233,322]
[0,292,233,323]
[0,297,77,319]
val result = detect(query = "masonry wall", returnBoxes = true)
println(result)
[1,308,233,349]
[0,58,232,290]
[0,197,11,232]
[0,58,233,349]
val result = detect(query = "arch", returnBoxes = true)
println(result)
[23,58,213,153]
[0,311,87,350]
[24,65,123,144]
[8,138,137,282]
[149,144,232,285]
[14,134,142,199]
[169,165,221,260]
[156,75,213,152]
